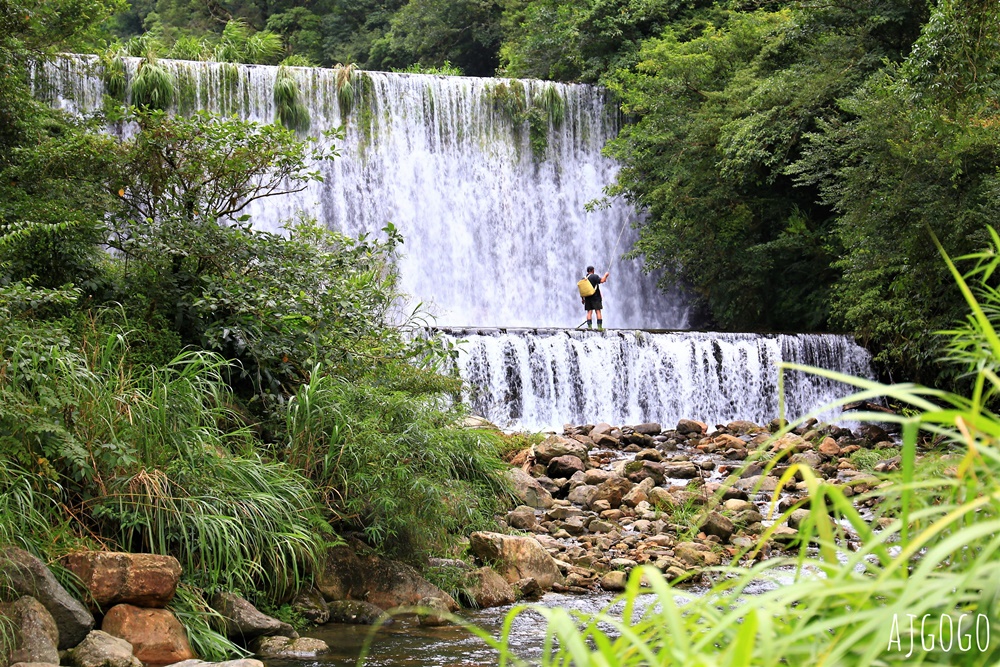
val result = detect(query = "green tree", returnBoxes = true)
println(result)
[500,0,715,82]
[794,0,1000,386]
[0,0,124,289]
[603,1,926,331]
[368,0,503,76]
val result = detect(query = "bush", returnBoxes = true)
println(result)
[285,362,511,562]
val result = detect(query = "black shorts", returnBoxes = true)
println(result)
[584,294,603,311]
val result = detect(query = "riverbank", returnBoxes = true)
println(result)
[1,412,904,667]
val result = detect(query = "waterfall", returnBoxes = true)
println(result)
[33,55,687,329]
[35,56,875,430]
[443,328,874,431]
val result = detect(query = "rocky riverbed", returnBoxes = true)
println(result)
[0,413,900,667]
[465,413,900,596]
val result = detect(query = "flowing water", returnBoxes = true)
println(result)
[439,327,874,431]
[33,55,687,329]
[267,593,619,667]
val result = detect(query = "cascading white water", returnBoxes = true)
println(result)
[34,55,687,329]
[35,56,876,428]
[444,328,874,431]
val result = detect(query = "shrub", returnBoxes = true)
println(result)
[285,362,511,562]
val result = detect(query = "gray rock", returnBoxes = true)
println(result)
[582,469,615,486]
[590,478,633,509]
[0,547,94,649]
[590,423,613,437]
[599,571,627,591]
[547,455,585,479]
[290,587,329,625]
[592,432,620,448]
[416,597,450,627]
[660,461,701,479]
[325,600,390,625]
[789,450,823,469]
[210,592,297,641]
[632,423,662,436]
[2,596,59,665]
[67,630,141,667]
[588,520,614,533]
[625,461,666,485]
[504,468,554,509]
[533,436,588,464]
[465,568,516,609]
[567,484,598,507]
[250,637,329,659]
[506,506,538,530]
[787,509,812,530]
[676,419,704,435]
[699,512,735,542]
[469,532,564,590]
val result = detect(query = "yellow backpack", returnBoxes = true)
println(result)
[577,276,596,298]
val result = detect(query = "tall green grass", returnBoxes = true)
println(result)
[484,232,1000,665]
[286,362,511,562]
[0,312,323,599]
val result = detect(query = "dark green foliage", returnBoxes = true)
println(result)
[500,0,718,82]
[273,67,310,132]
[792,0,1000,386]
[367,0,503,76]
[285,364,511,562]
[130,58,174,110]
[603,2,927,333]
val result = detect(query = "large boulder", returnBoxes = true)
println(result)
[0,547,94,649]
[468,532,563,591]
[465,567,516,609]
[325,600,390,625]
[504,468,553,509]
[660,461,701,479]
[100,605,196,665]
[67,630,142,667]
[63,552,182,609]
[289,588,329,625]
[209,593,297,642]
[316,544,457,612]
[249,637,328,660]
[699,512,735,542]
[546,455,585,479]
[2,596,59,665]
[676,419,705,435]
[590,478,633,510]
[625,461,665,485]
[533,436,588,464]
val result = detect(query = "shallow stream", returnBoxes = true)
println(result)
[265,592,619,667]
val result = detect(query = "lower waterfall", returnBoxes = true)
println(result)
[441,328,874,431]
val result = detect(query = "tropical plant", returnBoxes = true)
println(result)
[130,56,174,110]
[273,66,310,132]
[284,363,512,563]
[334,63,356,119]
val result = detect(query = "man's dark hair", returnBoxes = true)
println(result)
[586,266,595,273]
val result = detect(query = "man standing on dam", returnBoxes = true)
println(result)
[581,266,610,330]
